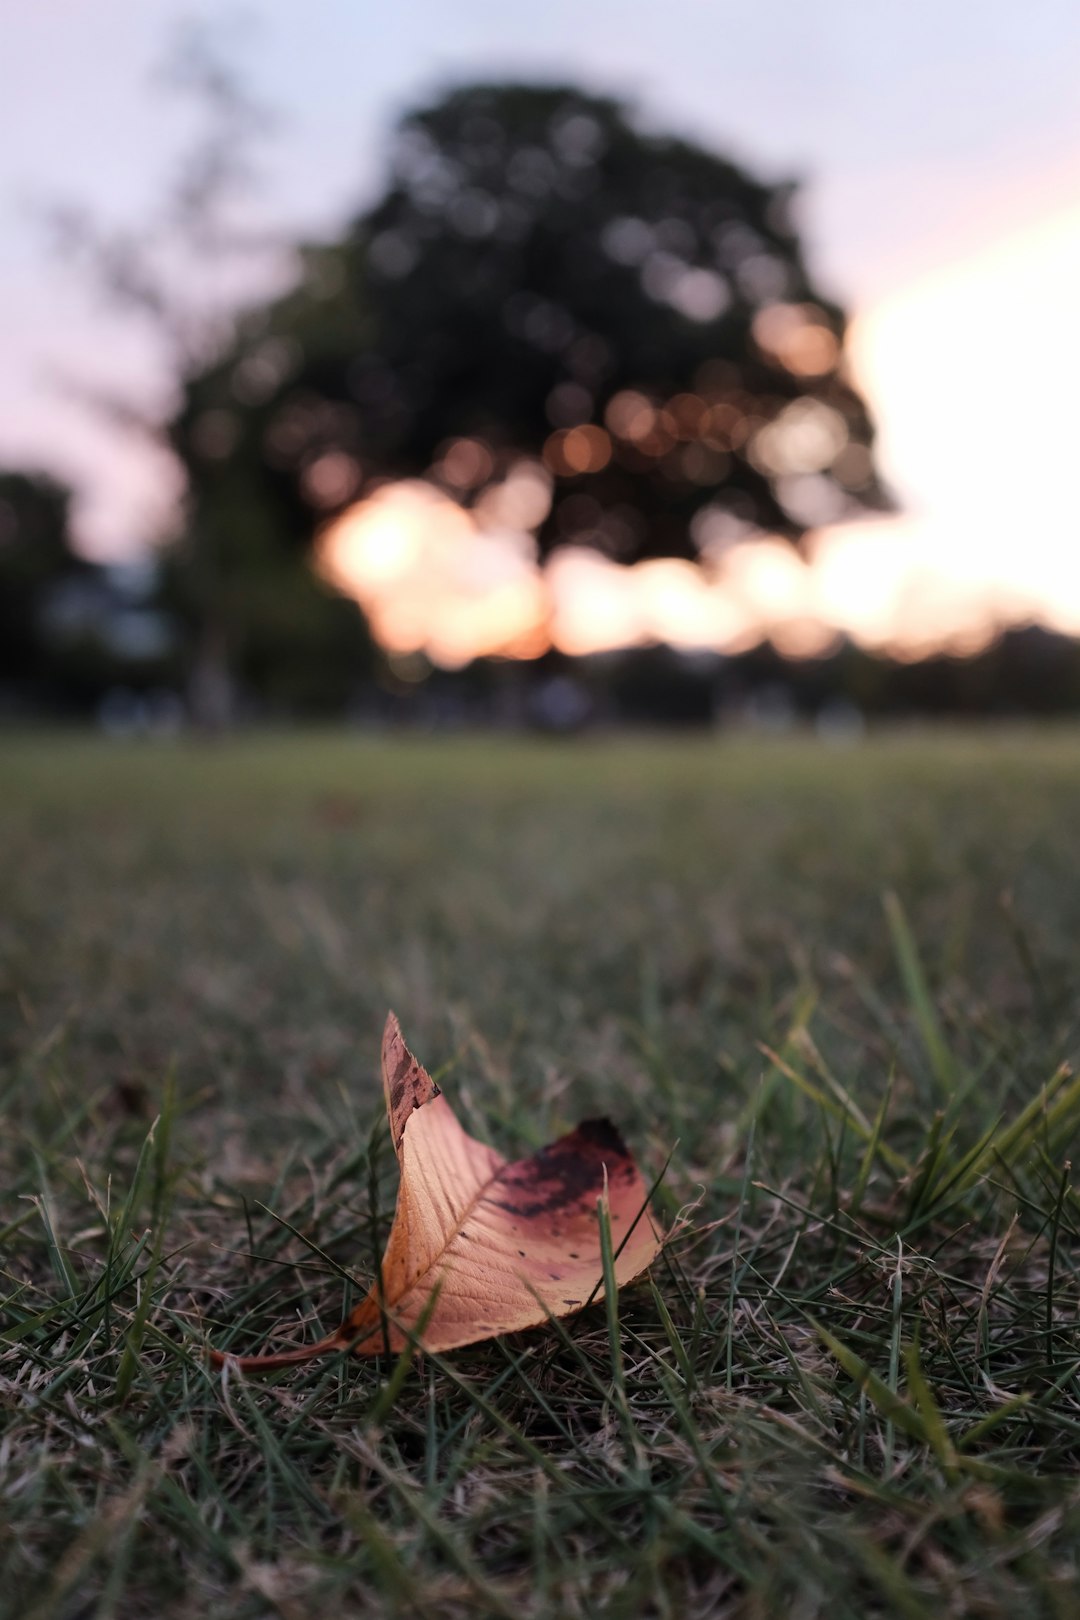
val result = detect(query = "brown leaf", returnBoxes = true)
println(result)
[210,1013,662,1369]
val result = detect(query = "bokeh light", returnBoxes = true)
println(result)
[317,481,550,667]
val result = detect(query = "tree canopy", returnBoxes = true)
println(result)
[174,81,889,576]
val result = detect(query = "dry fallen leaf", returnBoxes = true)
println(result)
[210,1012,662,1369]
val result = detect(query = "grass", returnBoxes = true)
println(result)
[2,727,1080,1618]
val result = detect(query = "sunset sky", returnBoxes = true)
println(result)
[3,1,1080,661]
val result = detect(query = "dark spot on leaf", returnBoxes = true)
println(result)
[486,1119,633,1218]
[576,1118,629,1155]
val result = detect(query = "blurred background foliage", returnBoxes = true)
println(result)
[4,52,1078,729]
[176,81,887,563]
[164,79,887,723]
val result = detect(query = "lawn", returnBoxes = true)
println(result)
[3,728,1080,1619]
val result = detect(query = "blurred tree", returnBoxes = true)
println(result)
[0,471,83,695]
[174,80,889,586]
[0,469,182,713]
[48,16,375,724]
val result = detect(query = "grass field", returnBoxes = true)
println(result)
[3,728,1080,1619]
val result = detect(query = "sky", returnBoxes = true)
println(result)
[3,1,1080,658]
